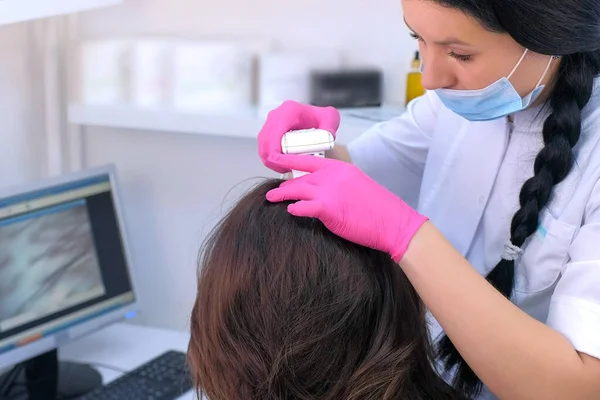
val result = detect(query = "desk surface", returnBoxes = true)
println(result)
[59,322,197,400]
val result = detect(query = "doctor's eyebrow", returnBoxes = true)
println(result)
[403,17,474,47]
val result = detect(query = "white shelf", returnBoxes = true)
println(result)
[68,104,404,144]
[0,0,122,26]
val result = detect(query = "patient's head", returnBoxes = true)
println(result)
[188,179,461,400]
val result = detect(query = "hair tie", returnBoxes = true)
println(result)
[501,240,524,261]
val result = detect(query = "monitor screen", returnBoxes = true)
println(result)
[0,165,137,369]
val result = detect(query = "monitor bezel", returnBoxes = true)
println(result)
[0,163,141,370]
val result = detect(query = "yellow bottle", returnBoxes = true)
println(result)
[405,51,425,105]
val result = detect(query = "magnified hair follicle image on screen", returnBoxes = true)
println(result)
[0,202,106,333]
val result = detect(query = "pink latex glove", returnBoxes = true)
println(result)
[258,100,341,173]
[265,153,429,262]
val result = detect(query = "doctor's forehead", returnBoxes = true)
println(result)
[401,0,501,47]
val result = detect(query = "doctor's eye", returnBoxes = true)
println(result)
[409,32,424,42]
[448,51,472,62]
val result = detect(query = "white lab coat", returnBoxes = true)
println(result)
[346,78,600,399]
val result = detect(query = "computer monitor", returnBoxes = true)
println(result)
[0,164,139,399]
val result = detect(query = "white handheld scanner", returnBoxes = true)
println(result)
[281,128,335,178]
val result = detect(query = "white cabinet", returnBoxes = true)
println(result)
[0,0,122,25]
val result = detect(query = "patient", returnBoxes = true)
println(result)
[187,179,464,400]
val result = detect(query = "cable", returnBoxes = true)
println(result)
[2,385,26,400]
[86,361,129,374]
[0,365,22,397]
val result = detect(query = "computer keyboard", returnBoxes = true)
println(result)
[76,350,193,400]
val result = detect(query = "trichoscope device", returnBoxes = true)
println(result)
[281,128,335,178]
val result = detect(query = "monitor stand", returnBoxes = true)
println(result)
[1,349,103,400]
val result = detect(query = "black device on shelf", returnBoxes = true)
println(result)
[309,69,383,108]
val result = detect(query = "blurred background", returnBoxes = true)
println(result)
[0,0,419,332]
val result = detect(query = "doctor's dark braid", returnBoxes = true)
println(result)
[429,0,600,395]
[429,0,600,394]
[436,51,600,398]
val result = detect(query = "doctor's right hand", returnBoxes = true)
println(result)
[266,153,429,263]
[258,100,340,174]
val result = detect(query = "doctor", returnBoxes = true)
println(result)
[257,0,600,399]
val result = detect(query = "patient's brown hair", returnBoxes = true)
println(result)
[188,179,462,400]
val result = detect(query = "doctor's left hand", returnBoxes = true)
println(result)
[266,154,429,262]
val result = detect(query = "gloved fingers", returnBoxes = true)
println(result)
[258,101,340,175]
[278,101,339,136]
[258,102,303,163]
[262,101,323,139]
[312,106,340,136]
[287,200,327,219]
[279,173,318,188]
[266,182,318,203]
[267,153,335,174]
[264,158,290,174]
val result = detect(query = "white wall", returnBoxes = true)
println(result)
[0,23,45,189]
[72,0,416,331]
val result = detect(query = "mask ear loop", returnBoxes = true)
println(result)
[533,55,558,88]
[506,48,529,79]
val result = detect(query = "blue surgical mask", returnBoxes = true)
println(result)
[421,49,555,121]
